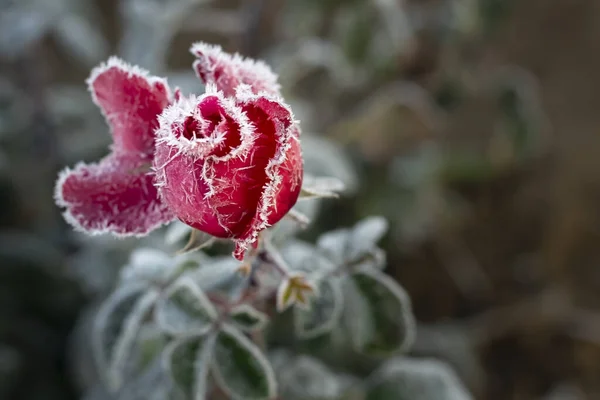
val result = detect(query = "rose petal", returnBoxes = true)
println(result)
[88,56,172,154]
[55,153,174,236]
[230,93,301,259]
[191,42,281,98]
[267,135,303,225]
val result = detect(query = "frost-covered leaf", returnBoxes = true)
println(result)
[212,326,277,400]
[136,323,168,372]
[189,256,249,298]
[349,216,389,259]
[280,240,336,276]
[119,248,172,285]
[278,355,345,400]
[299,175,346,200]
[316,228,352,266]
[277,274,318,312]
[163,334,216,400]
[115,357,173,400]
[295,279,343,338]
[366,357,473,400]
[352,247,387,272]
[155,277,217,335]
[119,248,206,287]
[93,285,159,391]
[230,305,269,332]
[301,135,359,194]
[317,217,389,270]
[343,270,415,355]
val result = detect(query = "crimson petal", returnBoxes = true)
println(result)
[55,153,174,236]
[88,57,172,154]
[230,90,302,259]
[191,42,281,98]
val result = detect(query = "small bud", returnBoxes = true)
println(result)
[276,274,317,312]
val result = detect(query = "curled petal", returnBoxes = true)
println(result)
[88,56,172,154]
[55,154,175,236]
[191,42,281,98]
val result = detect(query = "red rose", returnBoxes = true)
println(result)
[54,43,303,260]
[154,82,303,260]
[55,57,176,236]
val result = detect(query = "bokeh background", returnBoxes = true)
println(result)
[2,0,600,399]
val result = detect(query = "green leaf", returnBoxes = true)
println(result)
[366,357,473,400]
[299,175,346,200]
[136,324,168,372]
[119,249,173,286]
[119,248,207,287]
[230,305,269,332]
[349,216,388,259]
[300,135,359,195]
[317,228,352,265]
[190,257,248,296]
[295,279,343,339]
[155,277,217,336]
[343,270,415,355]
[278,355,345,400]
[280,240,336,276]
[93,285,159,391]
[163,334,215,400]
[317,217,389,269]
[115,358,173,400]
[212,326,277,400]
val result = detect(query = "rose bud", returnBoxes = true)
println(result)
[54,57,176,236]
[153,85,303,260]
